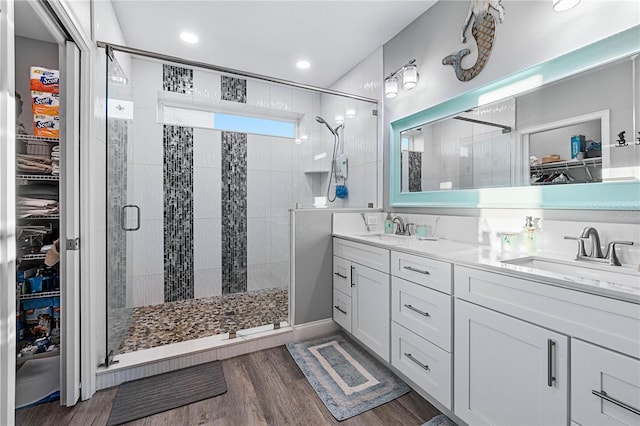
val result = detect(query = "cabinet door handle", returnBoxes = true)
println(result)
[350,265,355,287]
[404,304,430,317]
[334,272,347,279]
[404,353,429,371]
[403,265,430,275]
[591,390,640,416]
[547,339,556,387]
[334,305,347,315]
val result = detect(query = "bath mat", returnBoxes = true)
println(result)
[286,333,410,421]
[422,414,458,426]
[107,360,226,425]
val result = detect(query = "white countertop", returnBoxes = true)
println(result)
[333,232,640,304]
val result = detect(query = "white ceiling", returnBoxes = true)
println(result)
[111,1,437,88]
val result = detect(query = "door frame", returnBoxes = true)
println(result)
[0,0,17,424]
[46,0,95,403]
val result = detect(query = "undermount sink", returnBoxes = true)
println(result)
[355,233,412,244]
[501,256,640,289]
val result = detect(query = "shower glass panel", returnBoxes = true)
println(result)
[106,48,379,360]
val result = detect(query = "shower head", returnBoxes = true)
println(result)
[315,116,338,136]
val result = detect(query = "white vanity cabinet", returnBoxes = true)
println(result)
[454,265,640,426]
[572,339,640,425]
[454,299,569,425]
[332,238,390,362]
[390,251,454,410]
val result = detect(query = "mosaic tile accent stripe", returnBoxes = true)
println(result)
[221,76,247,103]
[163,64,194,94]
[408,151,422,192]
[221,131,248,294]
[163,125,195,302]
[106,119,128,309]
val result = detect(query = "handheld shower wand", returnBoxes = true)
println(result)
[315,116,340,136]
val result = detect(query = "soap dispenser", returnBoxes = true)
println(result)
[384,212,394,234]
[519,216,537,253]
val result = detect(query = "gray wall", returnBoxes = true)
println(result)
[382,0,639,210]
[293,210,333,324]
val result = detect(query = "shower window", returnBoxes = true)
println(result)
[159,105,297,138]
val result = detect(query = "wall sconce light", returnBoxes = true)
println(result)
[345,108,356,119]
[384,59,419,98]
[553,0,581,11]
[335,114,345,124]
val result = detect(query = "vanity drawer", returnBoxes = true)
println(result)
[333,256,352,295]
[391,276,452,352]
[333,289,351,333]
[572,339,640,425]
[333,238,389,274]
[391,321,452,410]
[391,251,452,294]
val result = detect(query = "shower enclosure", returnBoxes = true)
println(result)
[104,47,379,363]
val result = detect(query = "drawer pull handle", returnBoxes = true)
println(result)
[334,272,347,279]
[547,339,556,387]
[334,305,347,315]
[351,265,356,287]
[591,390,640,415]
[404,353,429,371]
[403,266,430,275]
[404,304,430,317]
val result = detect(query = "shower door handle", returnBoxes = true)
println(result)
[121,205,141,231]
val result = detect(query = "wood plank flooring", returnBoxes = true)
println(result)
[16,345,441,426]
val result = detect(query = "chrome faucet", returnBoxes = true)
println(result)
[580,227,604,258]
[392,216,409,235]
[565,227,634,266]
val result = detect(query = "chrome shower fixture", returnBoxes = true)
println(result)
[315,116,341,136]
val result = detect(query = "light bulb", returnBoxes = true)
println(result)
[384,76,398,98]
[402,63,419,90]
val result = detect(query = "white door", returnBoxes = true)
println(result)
[352,264,390,362]
[0,0,17,423]
[59,40,81,407]
[454,299,569,425]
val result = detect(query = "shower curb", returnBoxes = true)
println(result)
[96,319,338,390]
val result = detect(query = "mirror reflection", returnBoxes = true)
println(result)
[400,55,638,193]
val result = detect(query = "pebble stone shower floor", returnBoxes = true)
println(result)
[117,287,289,353]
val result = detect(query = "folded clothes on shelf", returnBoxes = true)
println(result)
[16,196,59,218]
[17,154,53,174]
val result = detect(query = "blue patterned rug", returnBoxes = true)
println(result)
[286,333,410,421]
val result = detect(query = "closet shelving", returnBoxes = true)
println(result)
[15,130,61,356]
[530,157,602,185]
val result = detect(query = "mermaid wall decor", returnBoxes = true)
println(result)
[442,0,505,82]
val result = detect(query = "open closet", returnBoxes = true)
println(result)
[11,0,81,411]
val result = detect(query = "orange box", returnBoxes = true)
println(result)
[33,114,60,138]
[30,66,59,94]
[31,91,60,115]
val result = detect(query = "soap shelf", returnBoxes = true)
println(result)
[304,170,330,175]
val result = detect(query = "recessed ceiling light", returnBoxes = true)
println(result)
[180,32,199,44]
[296,60,311,70]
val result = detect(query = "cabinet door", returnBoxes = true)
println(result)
[352,264,390,362]
[333,256,352,296]
[455,300,569,426]
[572,339,640,425]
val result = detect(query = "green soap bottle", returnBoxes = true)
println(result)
[384,212,394,234]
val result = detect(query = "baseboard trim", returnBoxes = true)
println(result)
[96,318,337,390]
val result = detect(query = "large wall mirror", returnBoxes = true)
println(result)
[390,26,640,209]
